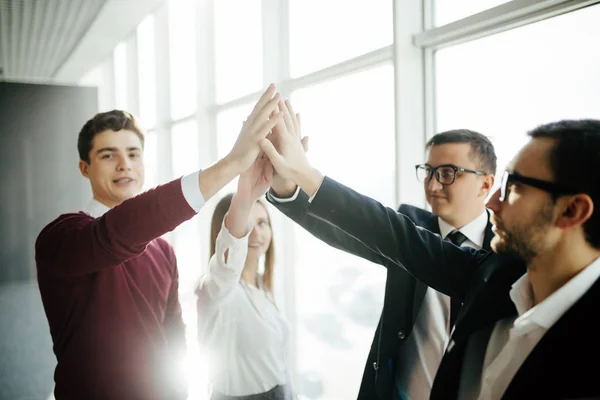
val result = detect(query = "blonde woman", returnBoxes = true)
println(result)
[196,153,292,400]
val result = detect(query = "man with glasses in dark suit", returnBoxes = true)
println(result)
[261,104,600,399]
[363,130,496,400]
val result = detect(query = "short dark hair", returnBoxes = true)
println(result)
[528,119,600,249]
[426,129,497,175]
[77,110,145,163]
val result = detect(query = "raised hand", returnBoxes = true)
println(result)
[226,84,282,174]
[269,100,309,197]
[236,153,274,204]
[226,153,274,239]
[262,99,310,182]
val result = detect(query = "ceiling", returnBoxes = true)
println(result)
[0,0,165,83]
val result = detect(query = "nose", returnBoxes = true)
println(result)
[117,154,132,171]
[426,175,443,191]
[249,224,260,239]
[486,187,502,212]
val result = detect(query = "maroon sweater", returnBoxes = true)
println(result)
[35,178,197,400]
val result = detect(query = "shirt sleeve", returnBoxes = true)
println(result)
[196,219,252,304]
[181,171,205,212]
[267,178,324,204]
[267,185,301,203]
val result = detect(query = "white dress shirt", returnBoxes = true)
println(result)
[394,211,488,400]
[196,222,291,396]
[462,256,600,400]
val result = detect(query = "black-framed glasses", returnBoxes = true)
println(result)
[499,170,581,202]
[415,164,487,186]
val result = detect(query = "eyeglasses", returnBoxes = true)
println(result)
[415,164,487,186]
[499,170,581,202]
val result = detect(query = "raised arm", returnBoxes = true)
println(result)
[36,85,283,278]
[197,153,273,303]
[35,179,199,277]
[266,100,389,267]
[260,100,485,299]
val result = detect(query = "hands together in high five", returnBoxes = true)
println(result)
[233,85,316,204]
[226,84,324,236]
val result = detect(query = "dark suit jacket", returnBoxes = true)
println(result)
[355,204,493,400]
[267,178,600,400]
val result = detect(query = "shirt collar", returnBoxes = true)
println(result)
[510,256,600,329]
[82,198,111,218]
[438,210,488,248]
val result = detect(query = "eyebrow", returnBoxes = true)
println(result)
[96,147,141,154]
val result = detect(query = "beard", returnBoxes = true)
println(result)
[493,203,554,264]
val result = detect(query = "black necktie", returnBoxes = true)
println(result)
[447,230,468,327]
[447,230,468,247]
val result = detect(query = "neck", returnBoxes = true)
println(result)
[527,240,600,305]
[241,256,259,287]
[93,195,121,209]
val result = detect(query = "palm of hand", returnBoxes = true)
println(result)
[238,155,273,201]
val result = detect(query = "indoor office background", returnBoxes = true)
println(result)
[0,0,599,399]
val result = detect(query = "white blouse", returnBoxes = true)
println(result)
[196,222,291,396]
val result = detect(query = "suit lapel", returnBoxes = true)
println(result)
[423,212,441,235]
[452,254,523,341]
[412,213,441,319]
[482,210,494,252]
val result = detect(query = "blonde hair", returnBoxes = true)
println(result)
[209,193,276,294]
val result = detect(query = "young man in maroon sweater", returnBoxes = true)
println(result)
[35,85,283,400]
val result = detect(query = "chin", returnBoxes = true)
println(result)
[432,206,451,220]
[114,191,138,204]
[490,237,515,258]
[490,236,501,253]
[247,247,264,256]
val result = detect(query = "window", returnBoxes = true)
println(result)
[169,0,197,120]
[143,130,158,191]
[171,120,205,399]
[113,41,128,110]
[215,102,254,195]
[172,120,201,178]
[435,0,511,26]
[289,64,395,399]
[137,15,157,129]
[214,0,263,103]
[435,5,600,181]
[289,0,392,77]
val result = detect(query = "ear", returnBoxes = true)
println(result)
[557,194,594,230]
[79,160,90,178]
[480,174,495,197]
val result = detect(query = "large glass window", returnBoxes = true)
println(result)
[289,0,392,78]
[172,120,201,178]
[435,0,511,26]
[214,0,262,103]
[169,0,197,120]
[215,103,254,195]
[289,64,395,399]
[137,15,157,130]
[436,5,600,181]
[113,41,128,110]
[142,130,158,191]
